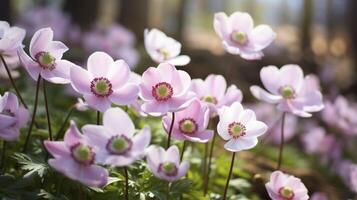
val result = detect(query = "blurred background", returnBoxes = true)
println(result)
[1,0,357,199]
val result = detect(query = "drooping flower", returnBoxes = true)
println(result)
[190,74,243,117]
[0,92,29,141]
[139,62,194,116]
[213,11,276,60]
[217,102,267,152]
[83,24,139,67]
[322,96,357,136]
[70,51,139,112]
[162,99,213,143]
[18,27,73,84]
[146,145,189,182]
[265,171,309,200]
[0,21,26,55]
[144,29,190,66]
[44,121,108,187]
[250,64,324,117]
[83,107,151,167]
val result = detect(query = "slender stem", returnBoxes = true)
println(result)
[166,182,171,200]
[54,107,74,141]
[180,141,187,161]
[96,111,101,125]
[0,141,6,174]
[223,152,236,200]
[43,80,53,141]
[277,112,286,170]
[22,75,41,153]
[0,55,28,109]
[202,142,208,192]
[166,112,175,148]
[124,167,129,200]
[203,132,217,195]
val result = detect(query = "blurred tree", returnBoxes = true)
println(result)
[0,0,10,21]
[64,0,99,30]
[347,0,357,93]
[118,0,148,41]
[176,0,188,42]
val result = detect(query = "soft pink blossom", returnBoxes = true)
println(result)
[70,51,139,112]
[83,107,151,167]
[213,11,276,60]
[44,121,108,187]
[265,170,309,200]
[250,64,324,117]
[18,28,73,84]
[190,74,242,117]
[146,145,189,182]
[0,21,26,55]
[217,102,267,152]
[162,99,213,143]
[139,63,194,116]
[0,92,29,141]
[144,29,190,66]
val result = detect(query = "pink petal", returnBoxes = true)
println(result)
[224,137,258,152]
[250,25,276,51]
[240,51,264,60]
[183,130,214,143]
[79,164,108,187]
[108,83,139,106]
[250,86,282,104]
[238,109,256,125]
[141,101,170,117]
[245,121,268,138]
[218,85,243,107]
[103,107,135,137]
[41,60,72,84]
[84,94,111,112]
[104,155,136,167]
[18,47,41,81]
[164,145,180,165]
[260,65,281,94]
[146,145,165,169]
[0,114,16,129]
[217,121,231,140]
[70,65,92,94]
[107,60,130,89]
[213,12,231,40]
[82,124,110,148]
[64,121,83,147]
[44,141,70,158]
[30,28,53,58]
[172,70,191,97]
[279,64,304,92]
[0,27,25,53]
[131,126,151,154]
[205,74,227,100]
[176,161,190,180]
[3,92,19,112]
[16,107,29,128]
[87,51,114,77]
[167,55,190,66]
[0,128,20,141]
[44,41,68,59]
[229,12,253,33]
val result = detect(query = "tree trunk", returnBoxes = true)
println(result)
[64,0,99,30]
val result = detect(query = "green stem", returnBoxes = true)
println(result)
[96,111,101,125]
[223,152,236,200]
[0,141,7,174]
[166,112,175,148]
[124,167,129,200]
[22,75,41,153]
[277,112,286,170]
[43,80,52,140]
[54,107,74,141]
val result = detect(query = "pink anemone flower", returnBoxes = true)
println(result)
[146,145,189,182]
[83,107,151,167]
[70,51,139,112]
[44,121,108,187]
[139,62,194,116]
[0,92,29,141]
[18,27,73,84]
[265,170,309,200]
[250,64,324,117]
[162,99,213,143]
[213,11,276,60]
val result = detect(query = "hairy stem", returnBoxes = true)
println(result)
[166,112,175,148]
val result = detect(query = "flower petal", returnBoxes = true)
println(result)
[131,126,151,155]
[70,65,92,94]
[250,25,276,51]
[103,107,135,137]
[30,28,53,58]
[245,121,267,138]
[250,86,282,104]
[224,137,258,152]
[108,83,139,106]
[44,141,70,158]
[229,12,253,33]
[87,51,114,77]
[18,47,41,81]
[41,60,72,84]
[167,55,190,66]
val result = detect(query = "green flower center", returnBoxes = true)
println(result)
[202,95,217,104]
[152,82,173,101]
[71,143,95,165]
[106,135,132,155]
[228,122,246,139]
[279,186,295,199]
[279,86,295,99]
[179,118,198,134]
[159,162,178,176]
[90,77,113,97]
[35,52,56,70]
[158,48,170,60]
[231,31,248,45]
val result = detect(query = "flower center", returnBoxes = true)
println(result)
[152,82,173,101]
[158,48,170,60]
[179,118,198,134]
[1,109,15,117]
[202,95,218,104]
[231,31,248,45]
[279,186,295,200]
[106,135,133,155]
[279,85,295,99]
[35,51,56,70]
[90,77,113,97]
[228,122,246,139]
[71,143,95,165]
[158,162,178,176]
